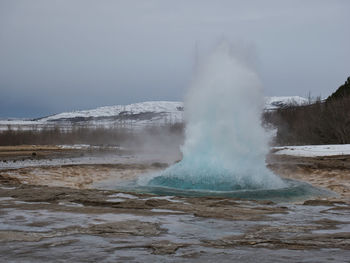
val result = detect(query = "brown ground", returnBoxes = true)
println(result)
[0,145,126,162]
[1,146,350,261]
[268,154,350,200]
[0,163,165,189]
[1,173,350,254]
[0,145,81,162]
[1,146,350,201]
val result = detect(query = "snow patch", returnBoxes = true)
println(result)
[273,144,350,157]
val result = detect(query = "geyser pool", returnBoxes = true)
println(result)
[95,41,331,201]
[146,41,286,192]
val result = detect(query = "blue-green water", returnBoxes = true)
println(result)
[147,157,285,191]
[109,178,333,202]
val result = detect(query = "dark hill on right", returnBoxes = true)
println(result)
[327,77,350,101]
[264,76,350,145]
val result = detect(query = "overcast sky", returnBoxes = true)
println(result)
[0,0,349,118]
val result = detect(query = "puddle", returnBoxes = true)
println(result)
[106,198,125,202]
[151,209,185,214]
[1,198,350,262]
[313,224,350,234]
[0,197,14,202]
[13,201,51,205]
[108,193,138,199]
[58,202,84,207]
[141,196,186,203]
[0,186,16,190]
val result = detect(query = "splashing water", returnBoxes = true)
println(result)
[147,41,286,191]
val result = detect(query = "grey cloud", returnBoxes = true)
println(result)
[0,0,349,117]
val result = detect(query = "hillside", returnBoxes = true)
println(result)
[326,77,350,101]
[37,96,307,122]
[0,96,308,129]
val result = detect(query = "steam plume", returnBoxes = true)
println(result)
[148,41,285,191]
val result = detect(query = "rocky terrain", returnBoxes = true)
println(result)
[0,146,350,262]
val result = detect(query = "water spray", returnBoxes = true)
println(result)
[147,41,286,191]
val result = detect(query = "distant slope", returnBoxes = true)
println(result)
[38,97,307,122]
[0,97,308,128]
[264,96,308,110]
[36,101,184,124]
[326,77,350,102]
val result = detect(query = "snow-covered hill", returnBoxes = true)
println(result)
[264,96,308,110]
[37,101,184,123]
[38,96,307,122]
[0,96,308,129]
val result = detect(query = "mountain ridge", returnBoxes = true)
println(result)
[37,96,308,122]
[0,97,308,128]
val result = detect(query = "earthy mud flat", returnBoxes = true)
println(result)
[0,147,350,262]
[0,145,128,162]
[268,154,350,200]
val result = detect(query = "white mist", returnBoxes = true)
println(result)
[148,41,285,190]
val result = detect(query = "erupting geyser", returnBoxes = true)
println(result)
[148,41,286,191]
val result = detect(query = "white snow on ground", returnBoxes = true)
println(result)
[273,144,350,157]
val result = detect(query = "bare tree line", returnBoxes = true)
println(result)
[263,95,350,145]
[0,123,184,146]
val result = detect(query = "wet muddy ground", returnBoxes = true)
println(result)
[0,146,350,262]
